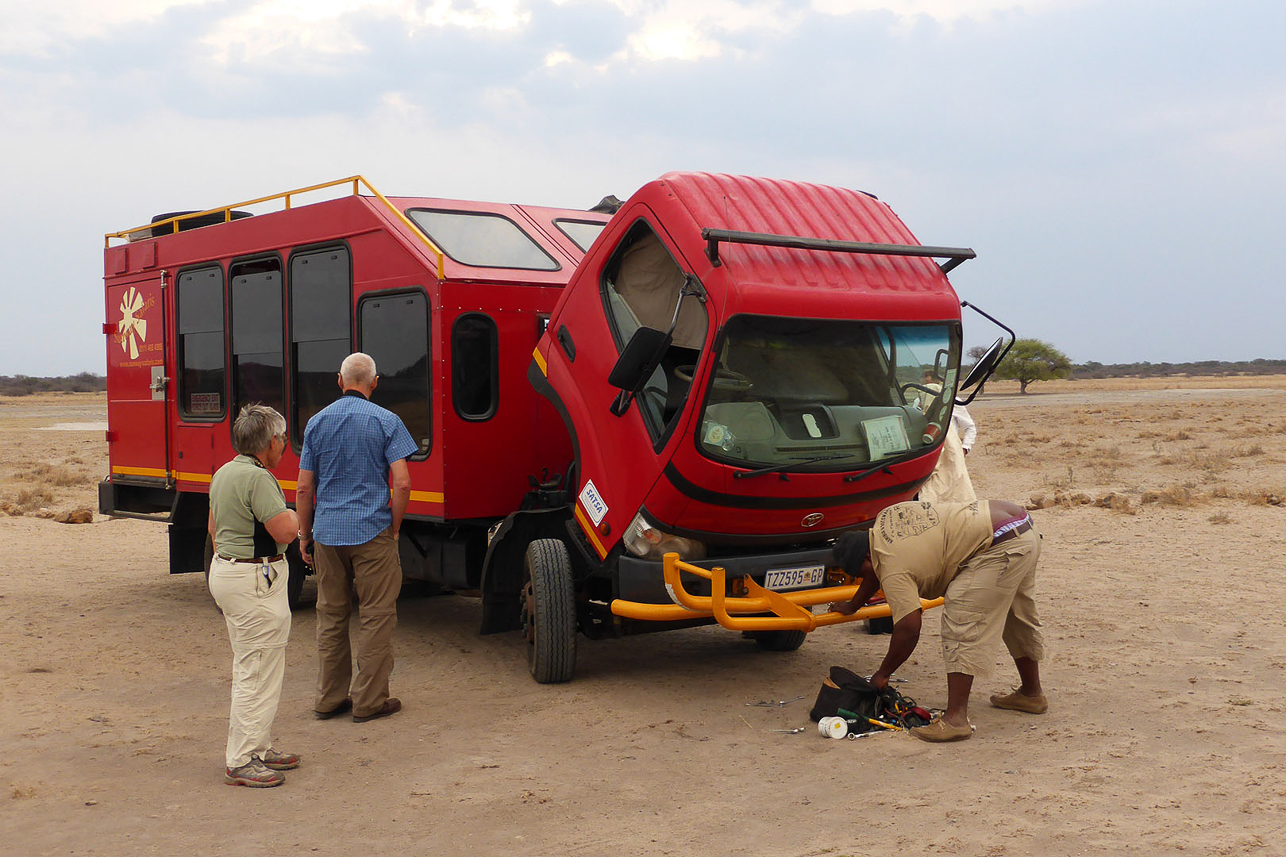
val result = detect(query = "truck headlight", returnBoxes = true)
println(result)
[623,512,707,561]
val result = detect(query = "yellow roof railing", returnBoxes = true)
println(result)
[104,175,446,281]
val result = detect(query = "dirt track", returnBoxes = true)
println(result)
[2,383,1285,856]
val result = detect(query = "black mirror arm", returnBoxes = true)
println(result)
[955,300,1017,406]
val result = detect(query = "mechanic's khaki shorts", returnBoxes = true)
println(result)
[940,528,1043,677]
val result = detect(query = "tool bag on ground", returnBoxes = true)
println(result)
[809,666,881,723]
[809,666,932,730]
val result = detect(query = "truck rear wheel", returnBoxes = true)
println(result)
[751,629,807,652]
[522,539,576,683]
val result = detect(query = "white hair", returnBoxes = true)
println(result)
[340,352,377,386]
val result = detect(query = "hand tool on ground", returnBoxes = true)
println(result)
[769,727,807,734]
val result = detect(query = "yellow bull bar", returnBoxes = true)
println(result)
[609,552,944,632]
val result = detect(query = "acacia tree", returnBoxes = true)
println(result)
[994,339,1072,394]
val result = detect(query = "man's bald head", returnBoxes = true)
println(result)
[339,352,378,392]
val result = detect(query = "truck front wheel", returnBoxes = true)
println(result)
[522,539,577,683]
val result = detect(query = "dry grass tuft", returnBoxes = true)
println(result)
[1244,490,1284,507]
[13,486,55,512]
[1141,486,1206,507]
[1208,511,1232,525]
[1229,443,1265,458]
[17,462,93,487]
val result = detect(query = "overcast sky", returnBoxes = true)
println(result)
[2,0,1281,374]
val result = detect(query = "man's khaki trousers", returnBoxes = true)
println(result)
[313,528,401,718]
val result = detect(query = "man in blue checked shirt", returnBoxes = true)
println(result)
[296,353,418,724]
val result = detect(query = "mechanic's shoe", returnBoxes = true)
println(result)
[912,717,975,742]
[225,757,285,787]
[990,689,1048,714]
[262,748,301,771]
[353,697,402,723]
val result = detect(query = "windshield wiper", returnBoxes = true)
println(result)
[733,454,859,480]
[843,448,924,483]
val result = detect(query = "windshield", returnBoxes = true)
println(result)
[696,315,961,471]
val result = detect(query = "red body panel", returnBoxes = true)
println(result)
[540,173,963,554]
[104,193,604,523]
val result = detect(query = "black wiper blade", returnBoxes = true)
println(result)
[733,454,855,480]
[843,449,922,483]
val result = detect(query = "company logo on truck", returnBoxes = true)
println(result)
[116,286,149,360]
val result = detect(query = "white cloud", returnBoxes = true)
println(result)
[0,0,215,56]
[200,0,530,64]
[809,0,1089,24]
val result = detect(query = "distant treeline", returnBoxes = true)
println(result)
[1072,359,1286,379]
[0,373,107,396]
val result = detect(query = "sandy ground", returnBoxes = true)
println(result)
[2,381,1285,856]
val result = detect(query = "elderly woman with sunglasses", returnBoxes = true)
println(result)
[207,403,301,787]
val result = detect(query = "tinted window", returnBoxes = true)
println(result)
[360,292,431,456]
[407,209,559,271]
[230,258,284,418]
[176,266,225,417]
[291,247,351,445]
[452,314,497,420]
[554,219,607,252]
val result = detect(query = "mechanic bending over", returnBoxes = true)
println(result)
[830,499,1048,742]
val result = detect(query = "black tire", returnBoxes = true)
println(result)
[522,539,577,683]
[865,616,894,635]
[751,629,807,652]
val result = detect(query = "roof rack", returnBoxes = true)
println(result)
[105,175,446,280]
[701,228,976,274]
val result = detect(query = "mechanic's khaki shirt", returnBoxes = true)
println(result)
[871,500,993,623]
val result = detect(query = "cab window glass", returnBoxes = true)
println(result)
[554,219,607,252]
[360,292,431,457]
[600,221,708,442]
[176,265,225,418]
[230,257,284,418]
[452,314,498,421]
[290,247,351,445]
[407,209,559,271]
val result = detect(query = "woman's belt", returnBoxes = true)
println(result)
[217,554,285,564]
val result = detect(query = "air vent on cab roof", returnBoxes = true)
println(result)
[128,210,254,242]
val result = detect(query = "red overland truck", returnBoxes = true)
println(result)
[101,173,1007,682]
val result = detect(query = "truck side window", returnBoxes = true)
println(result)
[230,257,284,420]
[359,292,431,457]
[452,313,498,421]
[601,222,708,443]
[290,247,351,446]
[176,265,226,419]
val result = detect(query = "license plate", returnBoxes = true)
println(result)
[763,564,825,591]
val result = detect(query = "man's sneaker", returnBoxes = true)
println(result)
[262,748,301,771]
[225,757,285,788]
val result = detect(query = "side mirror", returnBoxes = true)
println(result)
[960,337,1003,391]
[608,327,671,391]
[954,337,1005,406]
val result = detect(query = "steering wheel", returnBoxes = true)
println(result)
[675,365,753,393]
